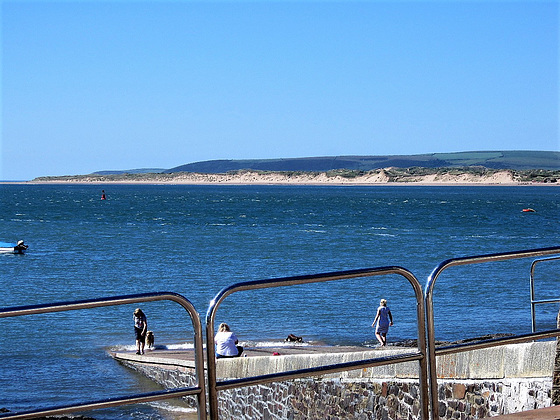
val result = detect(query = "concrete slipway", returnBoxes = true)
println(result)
[112,340,554,380]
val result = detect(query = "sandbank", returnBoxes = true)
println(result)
[22,169,558,186]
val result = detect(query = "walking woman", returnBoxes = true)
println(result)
[372,299,393,346]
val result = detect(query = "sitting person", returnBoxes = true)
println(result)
[215,323,243,359]
[14,240,28,252]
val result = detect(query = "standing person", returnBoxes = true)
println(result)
[214,323,243,358]
[372,299,393,346]
[133,308,147,355]
[101,190,106,200]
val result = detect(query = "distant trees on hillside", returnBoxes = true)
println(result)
[320,167,559,183]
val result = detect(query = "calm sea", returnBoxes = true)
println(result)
[1,184,559,418]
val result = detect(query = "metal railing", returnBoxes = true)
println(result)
[530,255,560,333]
[425,246,560,419]
[2,246,560,419]
[0,292,207,420]
[205,266,429,420]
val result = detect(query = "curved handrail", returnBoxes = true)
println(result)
[0,292,207,420]
[206,266,428,420]
[530,255,560,332]
[424,246,560,419]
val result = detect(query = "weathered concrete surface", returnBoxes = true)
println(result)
[215,348,421,380]
[112,341,554,380]
[435,341,554,379]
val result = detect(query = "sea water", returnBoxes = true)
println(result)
[0,184,559,418]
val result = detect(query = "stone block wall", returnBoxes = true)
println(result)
[218,379,423,420]
[118,359,552,419]
[216,378,550,420]
[119,360,199,406]
[437,380,551,420]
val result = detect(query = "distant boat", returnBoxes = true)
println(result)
[522,208,536,213]
[0,240,28,254]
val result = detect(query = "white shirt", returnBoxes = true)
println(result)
[215,331,238,356]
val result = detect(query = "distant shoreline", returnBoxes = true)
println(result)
[12,169,560,186]
[20,182,556,186]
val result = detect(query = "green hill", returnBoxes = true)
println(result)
[164,151,559,174]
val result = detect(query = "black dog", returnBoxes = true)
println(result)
[285,334,303,343]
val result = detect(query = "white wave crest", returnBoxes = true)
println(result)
[148,400,197,414]
[240,340,311,347]
[109,340,313,352]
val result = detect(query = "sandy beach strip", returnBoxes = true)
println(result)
[19,169,558,186]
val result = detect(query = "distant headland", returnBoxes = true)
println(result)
[30,151,560,185]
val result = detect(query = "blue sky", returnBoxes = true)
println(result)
[1,0,558,179]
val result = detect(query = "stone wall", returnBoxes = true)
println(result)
[218,378,423,420]
[113,341,555,419]
[118,359,199,406]
[117,359,551,419]
[216,378,550,420]
[437,379,551,420]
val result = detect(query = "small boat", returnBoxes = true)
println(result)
[0,240,28,254]
[522,208,536,213]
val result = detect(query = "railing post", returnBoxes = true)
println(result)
[206,300,220,420]
[552,307,560,405]
[425,246,560,420]
[530,256,560,333]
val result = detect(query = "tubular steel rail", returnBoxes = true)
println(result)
[205,266,429,420]
[0,292,207,420]
[530,256,560,333]
[2,246,560,419]
[425,246,560,420]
